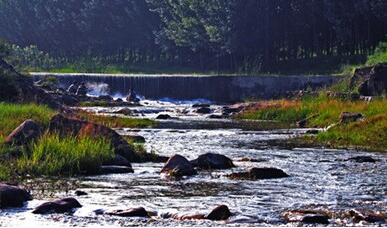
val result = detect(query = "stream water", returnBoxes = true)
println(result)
[0,99,386,227]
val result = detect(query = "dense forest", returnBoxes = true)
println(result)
[0,0,386,73]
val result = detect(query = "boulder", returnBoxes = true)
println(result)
[191,153,235,170]
[350,63,387,96]
[107,207,149,217]
[206,205,231,221]
[103,154,132,167]
[60,94,79,106]
[48,114,139,162]
[156,114,172,120]
[196,107,212,114]
[161,154,197,177]
[0,183,32,208]
[340,112,364,123]
[5,119,42,146]
[301,215,330,224]
[228,167,289,180]
[32,197,82,214]
[99,165,134,174]
[126,90,140,103]
[76,83,88,96]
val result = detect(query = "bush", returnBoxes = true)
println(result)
[18,133,114,176]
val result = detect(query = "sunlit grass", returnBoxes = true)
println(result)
[75,111,156,128]
[0,103,56,142]
[17,133,114,176]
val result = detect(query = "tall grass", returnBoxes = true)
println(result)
[75,111,156,128]
[0,103,55,141]
[18,133,114,176]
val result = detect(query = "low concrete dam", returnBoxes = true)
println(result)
[32,73,341,103]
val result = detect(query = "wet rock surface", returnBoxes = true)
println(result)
[191,153,235,170]
[107,207,149,217]
[0,184,32,208]
[5,119,42,146]
[32,197,82,214]
[161,154,197,177]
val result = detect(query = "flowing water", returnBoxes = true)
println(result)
[0,99,386,227]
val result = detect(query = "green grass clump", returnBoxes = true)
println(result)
[238,96,387,152]
[0,103,56,142]
[18,133,114,176]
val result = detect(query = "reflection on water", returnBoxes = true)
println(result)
[1,101,385,227]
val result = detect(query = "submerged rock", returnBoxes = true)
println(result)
[162,205,231,221]
[283,210,329,224]
[107,207,149,218]
[161,154,197,177]
[228,167,289,180]
[74,190,88,196]
[114,108,133,116]
[5,119,42,146]
[0,183,32,208]
[196,107,212,114]
[191,153,235,170]
[156,114,172,120]
[32,197,82,214]
[99,165,134,174]
[103,154,131,167]
[192,103,210,108]
[348,156,376,163]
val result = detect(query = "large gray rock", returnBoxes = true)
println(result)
[350,63,387,96]
[48,114,138,162]
[161,154,197,177]
[0,183,32,208]
[5,119,42,146]
[32,197,82,214]
[191,153,235,170]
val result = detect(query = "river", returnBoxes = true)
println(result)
[0,98,385,227]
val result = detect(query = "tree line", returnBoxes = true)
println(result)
[0,0,386,72]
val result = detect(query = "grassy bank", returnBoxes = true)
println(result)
[237,96,387,152]
[0,103,152,181]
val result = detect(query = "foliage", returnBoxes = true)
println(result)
[0,103,55,142]
[367,42,387,65]
[0,0,386,73]
[17,133,114,176]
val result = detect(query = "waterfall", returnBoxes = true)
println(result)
[32,73,340,103]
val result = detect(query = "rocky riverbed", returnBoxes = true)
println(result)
[0,99,386,227]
